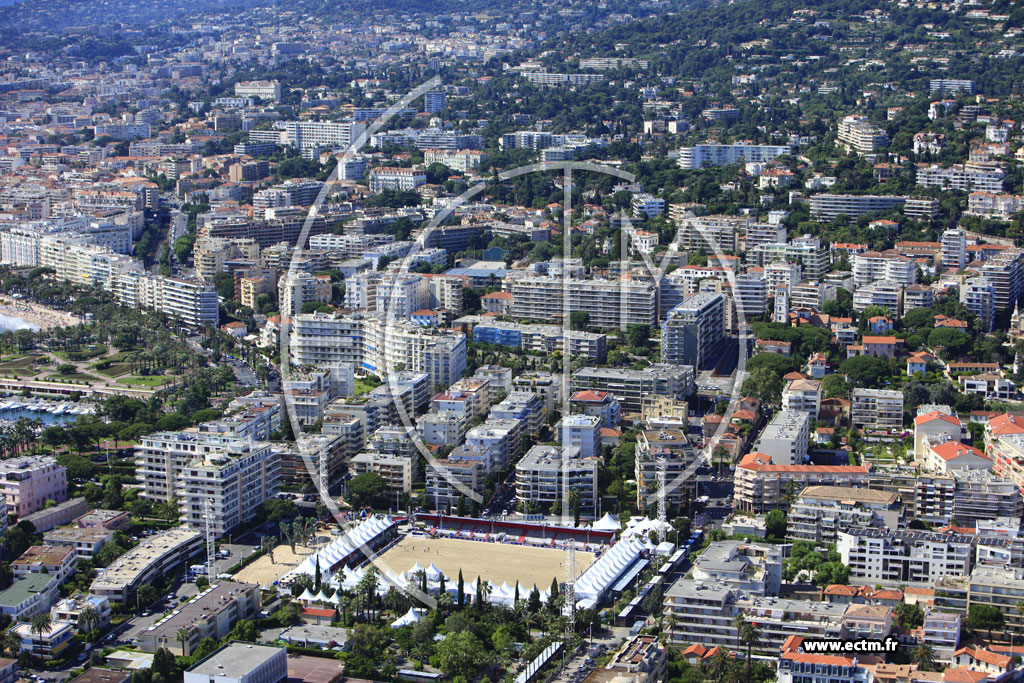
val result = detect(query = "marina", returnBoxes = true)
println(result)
[0,398,96,425]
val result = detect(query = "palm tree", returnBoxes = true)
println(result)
[176,627,192,655]
[705,648,734,681]
[279,521,294,554]
[357,567,379,621]
[77,605,99,636]
[912,642,935,672]
[733,614,761,683]
[29,613,52,640]
[0,629,19,657]
[262,535,277,564]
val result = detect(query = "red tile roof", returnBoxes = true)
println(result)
[781,652,857,667]
[989,414,1024,435]
[954,646,1012,669]
[930,441,988,462]
[738,452,868,474]
[914,411,961,427]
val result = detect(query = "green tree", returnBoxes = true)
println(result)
[821,373,852,399]
[137,583,158,610]
[912,642,935,671]
[741,366,783,404]
[77,605,100,636]
[29,612,52,639]
[894,602,925,629]
[927,328,971,359]
[434,631,491,679]
[175,627,192,654]
[765,510,787,540]
[838,355,892,387]
[969,604,1004,640]
[569,311,591,331]
[347,472,387,509]
[733,614,761,683]
[625,324,650,348]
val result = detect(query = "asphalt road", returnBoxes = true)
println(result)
[224,356,258,386]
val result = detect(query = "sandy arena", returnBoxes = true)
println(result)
[376,535,596,589]
[233,541,321,588]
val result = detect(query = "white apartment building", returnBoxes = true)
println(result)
[558,414,601,460]
[782,378,821,415]
[489,391,546,437]
[853,251,918,287]
[851,388,904,432]
[837,115,889,154]
[375,274,429,319]
[661,292,725,370]
[465,419,522,472]
[960,277,995,331]
[755,409,811,465]
[572,364,694,413]
[426,459,484,509]
[515,445,599,509]
[177,443,280,536]
[941,228,967,271]
[852,280,903,315]
[634,444,693,511]
[235,80,281,101]
[136,431,269,504]
[417,411,468,446]
[979,248,1024,313]
[469,320,607,361]
[674,215,748,252]
[289,313,466,389]
[631,194,666,218]
[337,156,368,181]
[810,194,908,220]
[789,486,901,544]
[184,642,287,683]
[751,236,830,281]
[918,164,1005,193]
[349,452,413,494]
[368,167,427,192]
[278,120,367,151]
[278,272,332,317]
[423,149,487,172]
[509,276,658,328]
[94,123,151,140]
[838,527,974,585]
[745,223,787,251]
[733,273,767,319]
[968,192,1024,219]
[676,143,791,170]
[765,261,801,297]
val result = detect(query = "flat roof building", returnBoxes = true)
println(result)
[184,642,286,683]
[755,410,811,465]
[90,526,203,602]
[140,581,260,656]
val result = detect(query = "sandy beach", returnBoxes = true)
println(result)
[0,296,83,331]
